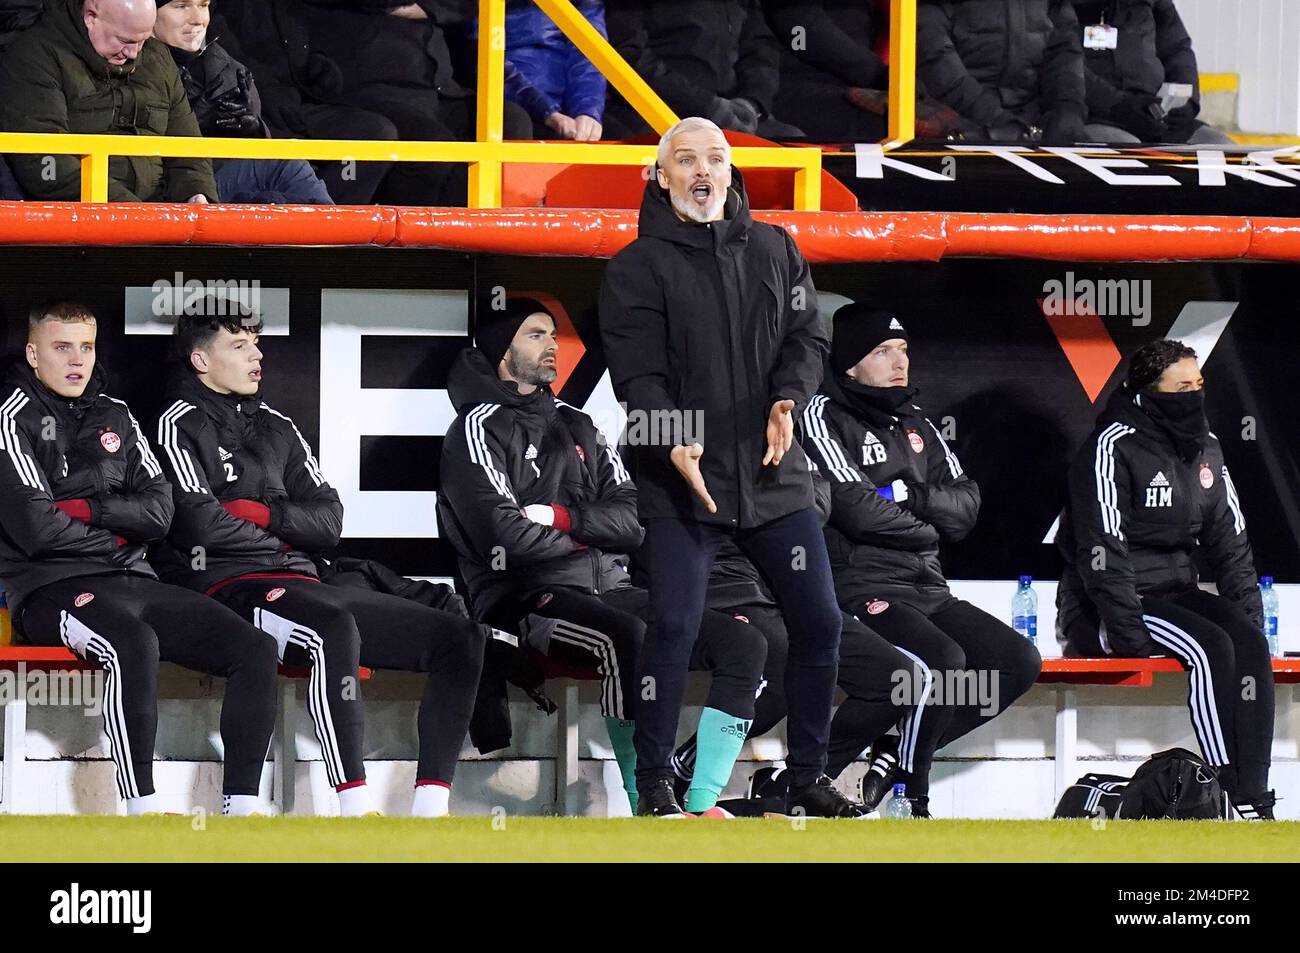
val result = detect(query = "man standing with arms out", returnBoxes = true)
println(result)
[803,304,1041,816]
[1057,340,1275,819]
[439,298,766,817]
[0,304,278,815]
[152,306,485,818]
[600,117,857,818]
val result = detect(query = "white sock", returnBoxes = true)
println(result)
[337,782,376,817]
[411,782,451,818]
[125,793,163,816]
[222,794,264,817]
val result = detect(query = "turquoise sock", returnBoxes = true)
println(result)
[605,717,638,813]
[685,707,750,812]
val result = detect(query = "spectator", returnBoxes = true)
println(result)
[502,0,606,141]
[154,0,333,204]
[917,0,1086,145]
[1075,0,1232,145]
[765,0,887,142]
[0,0,216,203]
[605,0,803,139]
[297,0,531,206]
[213,0,401,204]
[0,0,44,52]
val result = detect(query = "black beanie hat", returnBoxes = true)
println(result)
[830,303,908,374]
[476,296,553,369]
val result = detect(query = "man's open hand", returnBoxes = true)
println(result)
[670,443,717,514]
[763,399,796,466]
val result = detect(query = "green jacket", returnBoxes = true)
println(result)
[0,0,217,202]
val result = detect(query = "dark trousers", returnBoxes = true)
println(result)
[216,158,335,205]
[20,573,279,798]
[1063,587,1273,799]
[637,509,842,788]
[673,604,924,781]
[485,584,766,722]
[847,597,1042,797]
[216,576,485,786]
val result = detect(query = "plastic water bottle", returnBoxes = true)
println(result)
[1012,575,1038,646]
[1260,576,1280,658]
[884,783,912,818]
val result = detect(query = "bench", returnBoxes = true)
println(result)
[7,646,1298,815]
[1041,657,1300,801]
[0,645,372,815]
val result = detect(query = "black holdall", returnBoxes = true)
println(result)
[1053,748,1227,820]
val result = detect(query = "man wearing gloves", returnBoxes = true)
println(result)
[439,297,767,817]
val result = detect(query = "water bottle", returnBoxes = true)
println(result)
[884,783,912,819]
[1260,576,1280,658]
[1012,575,1038,646]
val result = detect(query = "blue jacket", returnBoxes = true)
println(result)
[503,0,606,123]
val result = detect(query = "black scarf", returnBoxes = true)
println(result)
[837,376,918,426]
[1138,389,1209,463]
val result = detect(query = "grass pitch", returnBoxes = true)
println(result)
[3,815,1298,862]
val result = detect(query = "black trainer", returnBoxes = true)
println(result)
[856,735,900,812]
[1234,790,1278,820]
[907,795,932,819]
[637,778,690,818]
[748,765,791,800]
[785,775,869,818]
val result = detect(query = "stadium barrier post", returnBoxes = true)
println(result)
[1054,687,1077,804]
[1,694,27,814]
[274,681,298,816]
[887,0,917,146]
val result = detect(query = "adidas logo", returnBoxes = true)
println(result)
[525,444,538,460]
[218,446,233,462]
[889,317,904,331]
[863,432,881,445]
[1149,472,1170,487]
[720,722,749,737]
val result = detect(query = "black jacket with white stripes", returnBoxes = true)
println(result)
[1055,386,1261,657]
[437,348,643,619]
[0,361,172,621]
[801,367,979,615]
[150,370,342,593]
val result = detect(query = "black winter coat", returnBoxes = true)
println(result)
[917,0,1085,127]
[600,169,826,530]
[765,0,885,91]
[1073,0,1201,123]
[437,348,643,619]
[0,362,172,621]
[802,370,980,615]
[606,0,781,118]
[150,372,343,593]
[1056,387,1261,657]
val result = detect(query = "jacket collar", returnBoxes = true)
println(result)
[635,165,754,251]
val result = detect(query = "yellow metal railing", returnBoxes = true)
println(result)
[0,0,922,211]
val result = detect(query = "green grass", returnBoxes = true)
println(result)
[3,816,1299,862]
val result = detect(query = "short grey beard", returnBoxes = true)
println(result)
[505,349,557,388]
[670,189,725,224]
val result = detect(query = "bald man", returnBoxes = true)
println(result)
[0,0,217,202]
